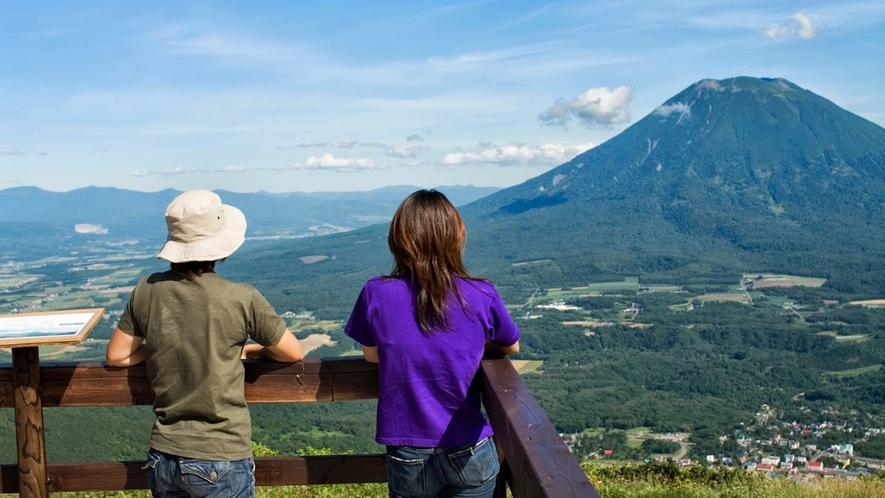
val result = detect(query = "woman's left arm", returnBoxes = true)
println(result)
[106,327,147,367]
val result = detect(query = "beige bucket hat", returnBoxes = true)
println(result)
[157,190,247,263]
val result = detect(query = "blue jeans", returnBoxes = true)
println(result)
[386,437,500,498]
[145,448,256,498]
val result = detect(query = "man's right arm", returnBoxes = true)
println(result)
[242,329,304,362]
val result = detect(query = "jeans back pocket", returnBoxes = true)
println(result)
[386,450,428,497]
[447,437,500,487]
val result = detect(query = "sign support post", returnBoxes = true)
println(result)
[12,346,47,498]
[0,308,104,497]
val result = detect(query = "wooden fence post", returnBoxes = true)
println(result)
[12,347,48,498]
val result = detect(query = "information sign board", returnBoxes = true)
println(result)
[0,308,105,348]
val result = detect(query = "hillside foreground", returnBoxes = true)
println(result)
[6,463,885,497]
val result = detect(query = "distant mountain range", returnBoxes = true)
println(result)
[228,76,885,315]
[0,185,500,260]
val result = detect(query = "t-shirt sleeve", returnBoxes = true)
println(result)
[487,286,520,347]
[248,289,288,347]
[116,282,143,337]
[344,284,377,347]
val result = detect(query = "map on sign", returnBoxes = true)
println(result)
[0,308,104,348]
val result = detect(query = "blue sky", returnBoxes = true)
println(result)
[2,1,883,193]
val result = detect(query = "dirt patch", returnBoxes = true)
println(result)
[300,255,329,264]
[301,333,335,354]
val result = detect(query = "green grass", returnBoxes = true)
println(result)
[23,463,885,498]
[538,278,641,302]
[824,364,882,379]
[585,277,640,292]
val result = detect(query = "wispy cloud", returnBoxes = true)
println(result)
[427,42,556,67]
[151,24,302,65]
[1,149,25,156]
[132,167,186,177]
[298,154,378,172]
[539,86,633,127]
[291,140,423,158]
[131,165,246,176]
[764,12,819,39]
[654,102,691,118]
[385,145,423,158]
[406,134,424,142]
[441,142,594,166]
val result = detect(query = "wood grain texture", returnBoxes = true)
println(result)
[0,456,386,493]
[12,347,48,498]
[0,357,379,408]
[480,357,600,498]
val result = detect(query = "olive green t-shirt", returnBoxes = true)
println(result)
[117,270,286,461]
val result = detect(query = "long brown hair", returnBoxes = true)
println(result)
[388,190,472,334]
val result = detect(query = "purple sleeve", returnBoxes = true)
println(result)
[344,284,377,347]
[487,287,520,346]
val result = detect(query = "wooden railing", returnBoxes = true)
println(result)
[0,354,599,497]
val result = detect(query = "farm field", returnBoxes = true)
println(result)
[743,273,827,288]
[511,360,543,374]
[697,292,750,304]
[849,299,885,307]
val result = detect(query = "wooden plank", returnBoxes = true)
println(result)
[12,347,48,498]
[0,358,379,408]
[0,456,387,493]
[480,357,600,498]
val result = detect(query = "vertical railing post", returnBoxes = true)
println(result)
[12,347,48,498]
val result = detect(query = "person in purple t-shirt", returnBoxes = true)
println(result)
[345,189,520,498]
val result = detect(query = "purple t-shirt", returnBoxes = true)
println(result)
[345,276,520,447]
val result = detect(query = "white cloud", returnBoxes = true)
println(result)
[654,103,691,118]
[539,86,633,127]
[764,12,819,39]
[300,154,378,172]
[441,143,594,166]
[385,145,423,158]
[1,149,25,156]
[219,165,246,173]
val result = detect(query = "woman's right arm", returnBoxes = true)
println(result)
[485,340,519,356]
[361,345,379,363]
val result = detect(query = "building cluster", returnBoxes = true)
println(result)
[711,404,883,478]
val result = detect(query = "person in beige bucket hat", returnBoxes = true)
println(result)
[106,189,303,498]
[156,189,247,263]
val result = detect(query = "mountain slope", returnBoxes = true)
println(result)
[231,77,885,313]
[457,77,885,290]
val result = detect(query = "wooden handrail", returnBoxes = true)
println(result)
[0,357,599,497]
[481,357,600,498]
